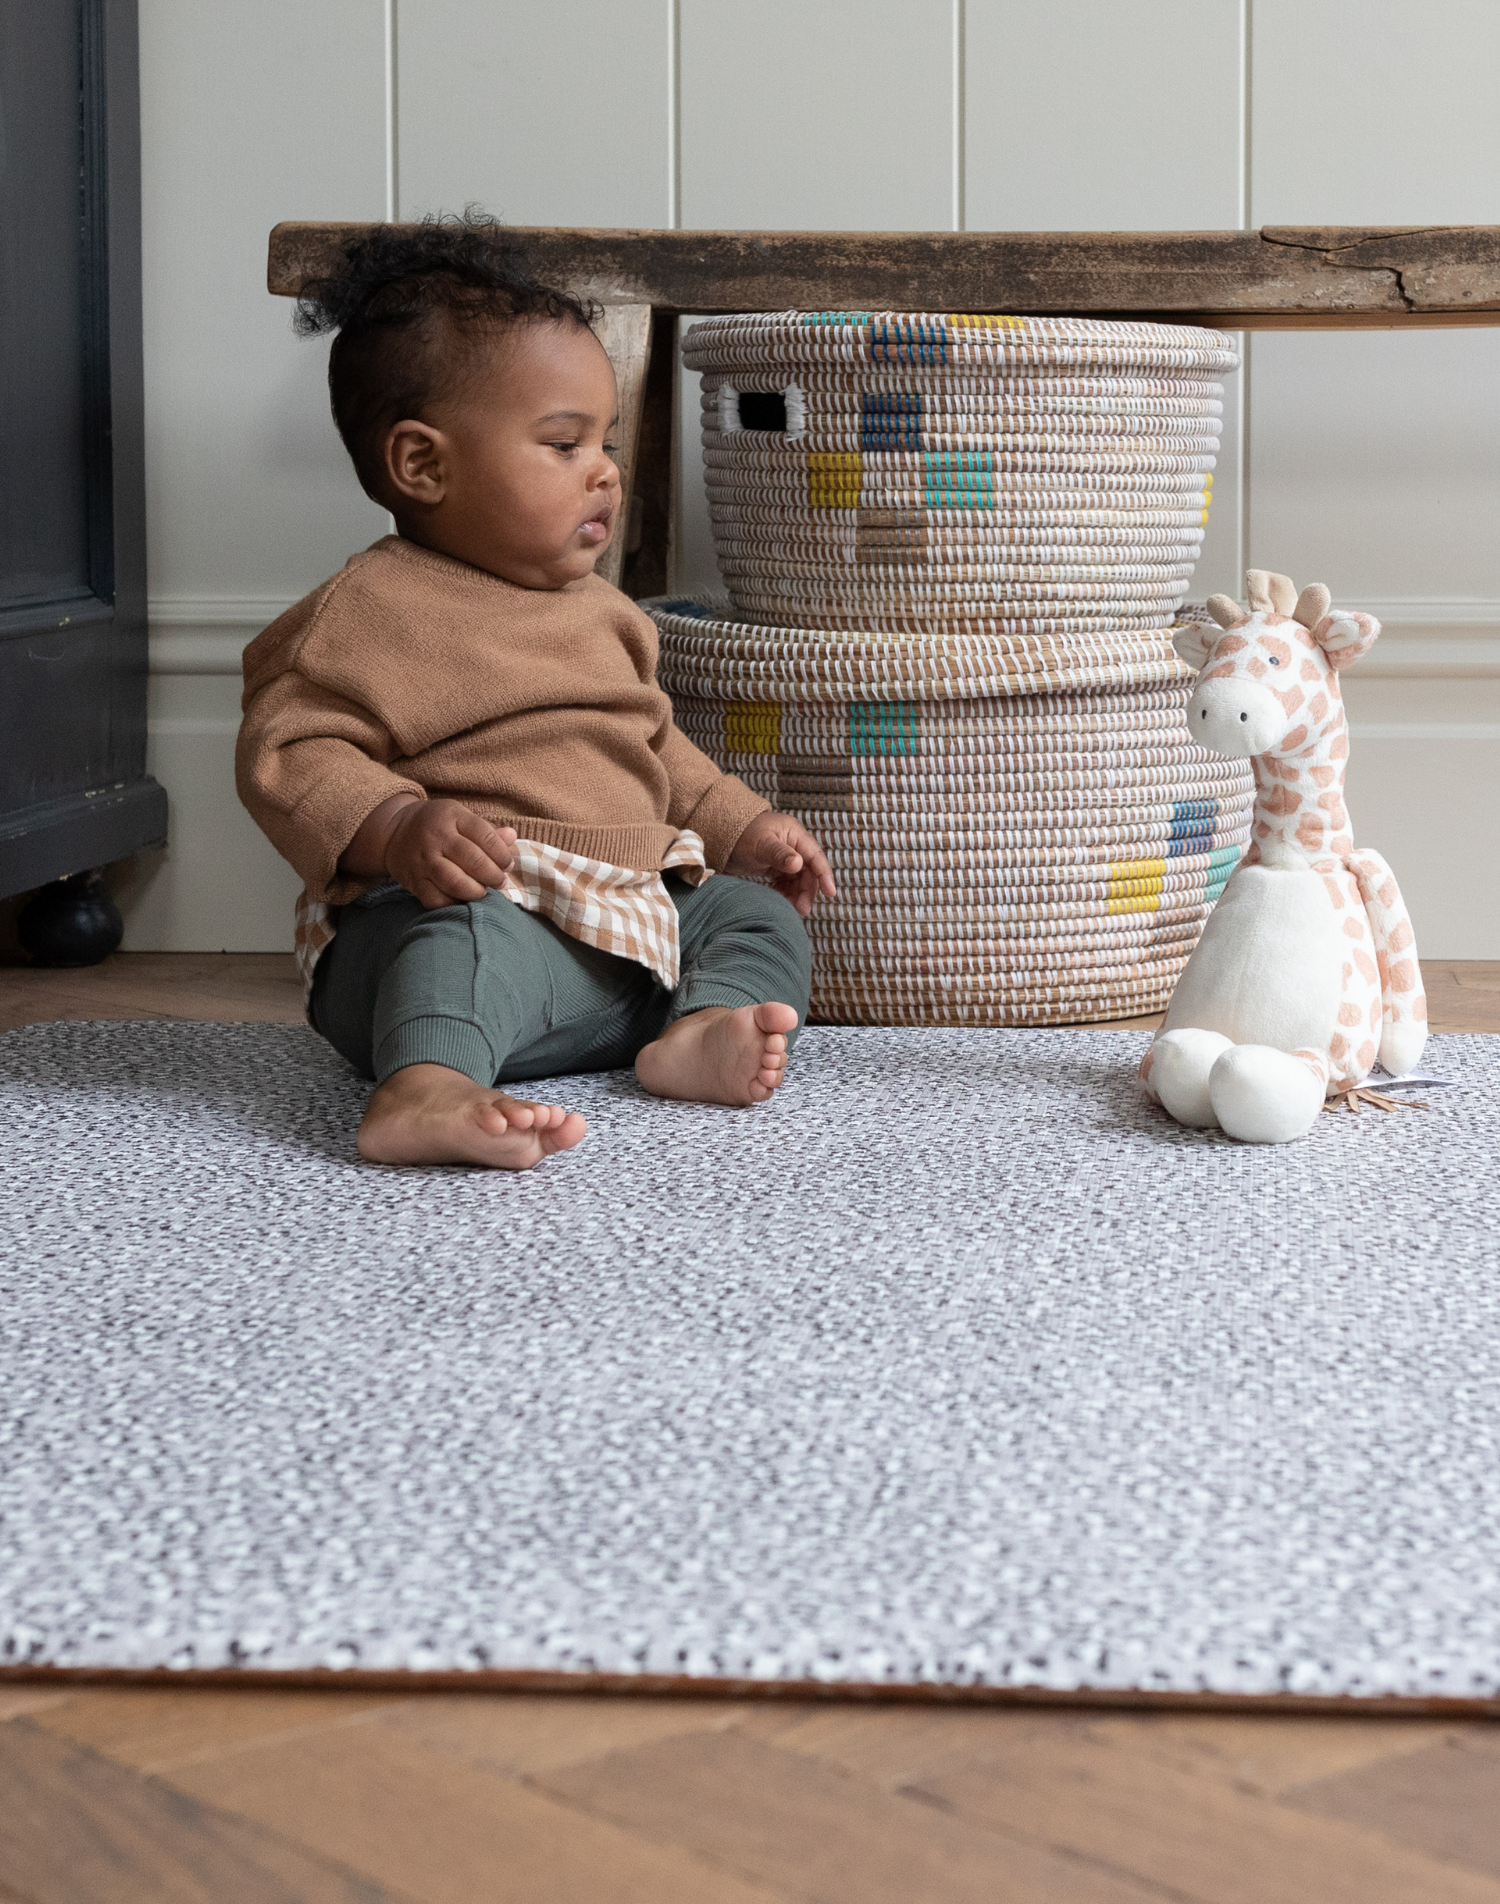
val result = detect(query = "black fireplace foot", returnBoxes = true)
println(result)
[18,870,124,968]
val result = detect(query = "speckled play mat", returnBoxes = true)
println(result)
[3,1020,1498,1707]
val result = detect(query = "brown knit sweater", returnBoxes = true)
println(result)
[237,536,768,907]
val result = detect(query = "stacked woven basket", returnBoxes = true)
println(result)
[651,312,1252,1026]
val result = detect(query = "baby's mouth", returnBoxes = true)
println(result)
[579,504,614,546]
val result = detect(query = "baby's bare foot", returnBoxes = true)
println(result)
[357,1062,586,1169]
[634,1002,798,1107]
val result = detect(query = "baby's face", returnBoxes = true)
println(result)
[384,320,622,590]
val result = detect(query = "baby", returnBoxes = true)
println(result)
[237,218,834,1170]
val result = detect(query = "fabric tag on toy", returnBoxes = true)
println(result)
[1367,1064,1455,1093]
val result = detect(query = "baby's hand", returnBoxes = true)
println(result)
[726,810,837,918]
[384,799,517,908]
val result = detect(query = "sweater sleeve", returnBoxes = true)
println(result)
[657,719,770,870]
[235,670,426,904]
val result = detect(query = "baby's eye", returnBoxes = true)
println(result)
[603,442,619,456]
[548,439,580,454]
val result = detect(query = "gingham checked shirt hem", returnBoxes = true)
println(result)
[294,830,712,1003]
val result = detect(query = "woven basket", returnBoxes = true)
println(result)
[684,312,1237,637]
[653,602,1251,1026]
[659,312,1245,1026]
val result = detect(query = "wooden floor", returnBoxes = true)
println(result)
[3,952,1499,1903]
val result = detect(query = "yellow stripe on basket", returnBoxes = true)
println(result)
[725,701,782,755]
[1105,894,1163,916]
[950,315,1026,330]
[808,451,861,510]
[1108,859,1166,894]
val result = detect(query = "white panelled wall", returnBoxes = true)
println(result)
[125,0,1500,957]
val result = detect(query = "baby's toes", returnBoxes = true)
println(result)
[472,1099,511,1136]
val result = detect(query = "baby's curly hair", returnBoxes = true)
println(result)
[294,209,598,502]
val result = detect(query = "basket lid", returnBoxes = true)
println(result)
[683,312,1240,376]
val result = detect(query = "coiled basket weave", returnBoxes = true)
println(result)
[652,311,1252,1027]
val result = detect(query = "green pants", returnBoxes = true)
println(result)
[311,874,811,1087]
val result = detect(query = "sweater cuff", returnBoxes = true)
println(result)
[296,773,427,906]
[681,772,772,870]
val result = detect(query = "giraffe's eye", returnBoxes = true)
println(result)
[1268,656,1281,666]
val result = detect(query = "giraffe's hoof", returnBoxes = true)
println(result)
[1152,1028,1234,1127]
[1209,1045,1324,1144]
[1377,1020,1427,1079]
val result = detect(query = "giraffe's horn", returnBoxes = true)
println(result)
[1205,593,1247,629]
[1244,569,1273,612]
[1294,583,1331,628]
[1267,572,1299,616]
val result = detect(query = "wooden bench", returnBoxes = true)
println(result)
[267,223,1500,599]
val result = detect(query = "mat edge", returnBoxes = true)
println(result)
[3,1664,1496,1716]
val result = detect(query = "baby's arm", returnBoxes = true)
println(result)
[237,670,511,909]
[725,810,837,917]
[340,794,516,909]
[654,721,835,913]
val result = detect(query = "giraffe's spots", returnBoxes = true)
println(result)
[1415,993,1428,1021]
[1248,656,1267,679]
[1263,636,1292,668]
[1273,683,1306,716]
[1322,875,1346,908]
[1140,1045,1155,1083]
[1338,1002,1363,1026]
[1264,784,1300,817]
[1331,832,1353,856]
[1290,622,1317,647]
[1215,634,1248,654]
[1329,730,1349,760]
[1254,821,1271,839]
[1342,961,1354,987]
[1343,915,1366,939]
[1377,949,1391,988]
[1297,812,1327,852]
[1207,659,1238,682]
[1387,917,1413,952]
[1389,957,1417,993]
[1379,876,1398,908]
[1330,1032,1348,1059]
[1281,725,1309,753]
[1370,999,1383,1030]
[1308,691,1329,724]
[1356,1039,1376,1071]
[1353,947,1378,985]
[1300,657,1321,681]
[1309,763,1335,788]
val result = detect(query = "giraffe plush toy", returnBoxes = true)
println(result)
[1141,569,1427,1144]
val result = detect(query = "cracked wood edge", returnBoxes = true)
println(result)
[266,224,1500,324]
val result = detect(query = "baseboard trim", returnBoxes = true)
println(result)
[145,598,1500,679]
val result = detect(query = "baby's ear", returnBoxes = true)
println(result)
[1311,609,1380,670]
[1171,613,1219,671]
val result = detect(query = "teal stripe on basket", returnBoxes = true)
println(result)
[921,449,997,509]
[850,702,921,756]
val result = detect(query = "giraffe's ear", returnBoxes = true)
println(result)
[1311,609,1380,669]
[1267,572,1298,616]
[1246,569,1298,615]
[1172,615,1219,670]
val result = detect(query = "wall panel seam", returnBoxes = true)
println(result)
[952,0,965,233]
[385,0,398,219]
